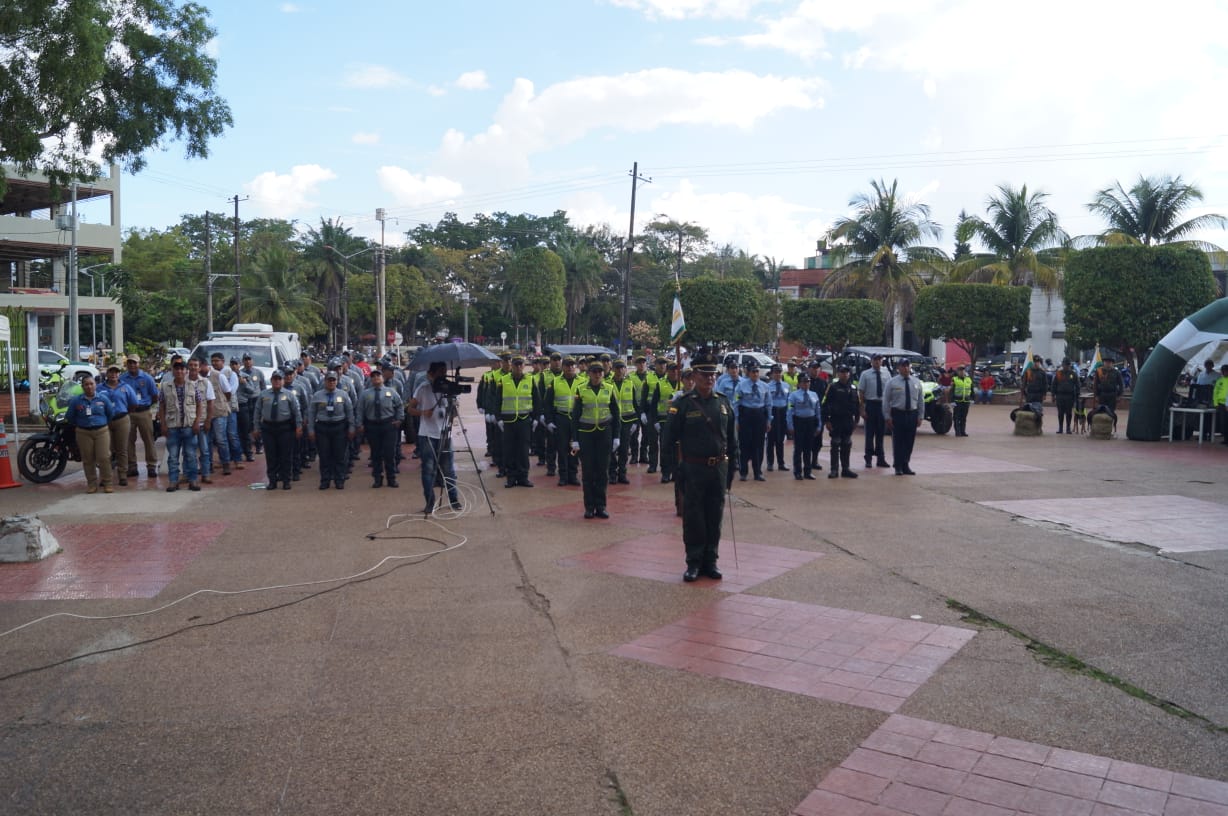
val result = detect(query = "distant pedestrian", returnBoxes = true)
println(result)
[950,365,973,437]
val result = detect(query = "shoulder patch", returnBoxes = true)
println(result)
[667,406,679,414]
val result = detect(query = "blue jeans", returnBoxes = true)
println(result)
[198,427,212,475]
[226,413,242,461]
[166,426,199,484]
[417,434,458,507]
[210,416,231,466]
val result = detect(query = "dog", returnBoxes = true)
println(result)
[1072,398,1088,435]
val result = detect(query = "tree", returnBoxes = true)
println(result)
[627,320,660,349]
[913,284,1031,371]
[952,210,973,261]
[1087,175,1228,250]
[643,217,709,280]
[506,247,566,347]
[555,231,606,341]
[239,247,321,336]
[822,178,947,346]
[659,278,762,347]
[781,299,883,350]
[0,0,232,195]
[950,184,1067,291]
[302,219,367,347]
[1063,246,1217,373]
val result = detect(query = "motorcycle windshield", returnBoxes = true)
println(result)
[57,382,83,404]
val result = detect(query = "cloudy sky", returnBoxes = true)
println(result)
[110,0,1228,265]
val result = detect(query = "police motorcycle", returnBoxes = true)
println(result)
[919,379,953,435]
[17,363,84,483]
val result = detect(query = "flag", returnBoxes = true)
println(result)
[1021,344,1033,371]
[1091,343,1103,372]
[669,295,686,344]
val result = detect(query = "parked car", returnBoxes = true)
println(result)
[38,349,99,383]
[722,350,777,370]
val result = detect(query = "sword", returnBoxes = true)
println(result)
[726,484,738,572]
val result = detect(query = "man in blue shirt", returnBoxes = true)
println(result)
[98,364,138,486]
[120,354,160,478]
[764,364,791,472]
[733,361,770,481]
[67,375,115,493]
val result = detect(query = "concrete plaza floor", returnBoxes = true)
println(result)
[0,396,1225,814]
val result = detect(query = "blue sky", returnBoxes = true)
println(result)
[106,0,1228,265]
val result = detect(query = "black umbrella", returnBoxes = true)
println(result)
[408,342,500,371]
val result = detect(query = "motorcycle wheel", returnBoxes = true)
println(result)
[929,406,953,435]
[17,438,68,483]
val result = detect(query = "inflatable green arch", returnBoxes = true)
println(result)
[1127,297,1228,441]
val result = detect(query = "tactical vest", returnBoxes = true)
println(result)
[552,376,580,414]
[577,381,615,427]
[501,375,534,418]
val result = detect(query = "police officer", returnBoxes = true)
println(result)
[496,355,535,488]
[357,367,404,488]
[823,364,860,478]
[669,349,738,582]
[283,364,311,481]
[642,356,670,471]
[733,360,770,481]
[530,356,549,465]
[98,364,136,486]
[1051,358,1080,435]
[236,353,265,460]
[570,362,621,518]
[546,357,582,486]
[782,358,801,389]
[786,371,820,480]
[254,370,301,490]
[648,362,682,483]
[484,353,512,477]
[883,359,924,476]
[608,360,639,485]
[308,369,355,489]
[537,353,564,476]
[764,364,791,471]
[1021,355,1049,407]
[1093,356,1124,429]
[625,355,649,463]
[857,353,890,468]
[806,359,828,473]
[951,364,974,437]
[67,374,115,494]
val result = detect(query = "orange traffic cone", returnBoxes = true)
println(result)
[0,421,22,489]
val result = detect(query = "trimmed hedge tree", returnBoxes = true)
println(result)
[781,298,883,350]
[913,284,1031,371]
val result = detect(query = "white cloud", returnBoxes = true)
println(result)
[342,64,411,89]
[456,70,489,90]
[377,166,464,207]
[279,3,301,12]
[245,165,336,216]
[351,131,380,145]
[426,85,447,97]
[607,0,765,20]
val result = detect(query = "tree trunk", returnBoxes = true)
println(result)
[892,302,904,348]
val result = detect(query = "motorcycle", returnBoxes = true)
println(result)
[17,370,83,483]
[921,381,953,435]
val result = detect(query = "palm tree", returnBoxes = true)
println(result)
[950,184,1067,291]
[301,218,367,348]
[1087,174,1227,249]
[240,246,320,335]
[822,178,946,347]
[555,232,605,342]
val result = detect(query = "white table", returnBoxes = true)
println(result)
[1168,407,1218,445]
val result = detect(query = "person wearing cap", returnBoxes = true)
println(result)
[282,364,312,481]
[546,357,582,486]
[733,360,770,481]
[764,364,791,473]
[1021,355,1049,409]
[1050,358,1080,435]
[207,352,238,476]
[642,356,670,472]
[185,357,215,484]
[951,364,974,437]
[715,358,740,404]
[66,374,115,494]
[783,358,800,389]
[668,348,738,582]
[357,367,404,488]
[1092,355,1124,430]
[536,353,564,475]
[627,355,651,463]
[1213,363,1228,445]
[98,364,137,486]
[646,361,682,482]
[785,371,820,479]
[120,353,160,478]
[307,368,355,489]
[236,353,266,460]
[883,358,924,475]
[529,357,549,466]
[822,365,860,478]
[158,360,204,491]
[857,353,891,468]
[377,361,407,471]
[254,369,301,490]
[805,359,828,473]
[570,362,621,518]
[496,356,535,488]
[607,360,639,485]
[476,357,502,465]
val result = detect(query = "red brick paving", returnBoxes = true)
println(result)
[0,522,226,600]
[792,714,1228,815]
[611,596,974,711]
[537,494,680,531]
[561,532,822,592]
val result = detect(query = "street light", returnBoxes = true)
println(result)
[323,244,379,352]
[459,290,472,343]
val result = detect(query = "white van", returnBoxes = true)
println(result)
[189,337,291,385]
[207,323,303,364]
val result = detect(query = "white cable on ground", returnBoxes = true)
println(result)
[0,516,468,641]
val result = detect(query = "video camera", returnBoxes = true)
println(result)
[432,374,473,397]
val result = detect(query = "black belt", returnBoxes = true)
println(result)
[131,404,151,412]
[681,453,727,466]
[865,398,882,403]
[891,407,919,414]
[262,419,294,427]
[111,412,128,421]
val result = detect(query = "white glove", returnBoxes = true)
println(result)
[497,420,505,431]
[569,441,580,452]
[654,422,661,432]
[640,412,649,425]
[531,419,539,432]
[612,438,620,452]
[547,422,557,433]
[485,413,494,425]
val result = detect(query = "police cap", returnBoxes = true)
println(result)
[563,357,577,366]
[269,369,283,380]
[243,353,253,361]
[229,356,240,364]
[744,360,759,371]
[499,351,512,361]
[549,352,562,361]
[836,364,851,373]
[612,359,627,368]
[511,356,525,365]
[769,363,782,373]
[807,359,822,368]
[633,355,647,363]
[653,356,669,366]
[666,362,679,371]
[588,362,604,373]
[328,357,343,369]
[691,348,720,373]
[324,370,339,380]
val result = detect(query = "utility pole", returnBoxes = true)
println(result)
[376,208,387,357]
[229,194,248,325]
[204,212,214,334]
[68,181,80,361]
[621,162,651,356]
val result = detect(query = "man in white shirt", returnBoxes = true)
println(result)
[857,353,891,468]
[408,362,462,514]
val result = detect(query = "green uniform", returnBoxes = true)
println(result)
[668,389,739,572]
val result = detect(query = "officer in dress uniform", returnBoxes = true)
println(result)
[570,362,621,519]
[785,371,820,480]
[254,370,302,490]
[806,359,828,473]
[823,364,860,478]
[357,367,404,488]
[669,349,738,583]
[764,364,791,472]
[607,360,639,485]
[733,360,770,481]
[546,357,582,486]
[857,353,890,468]
[284,364,311,481]
[483,353,512,476]
[308,369,355,489]
[236,353,266,461]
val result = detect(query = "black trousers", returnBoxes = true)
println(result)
[953,400,971,434]
[501,417,531,482]
[1055,398,1074,431]
[792,416,817,475]
[578,426,611,511]
[681,462,727,570]
[315,422,348,485]
[553,418,577,483]
[645,418,661,469]
[739,411,766,477]
[366,421,397,481]
[863,402,886,462]
[829,425,854,472]
[890,409,920,472]
[767,407,788,468]
[238,402,256,457]
[261,421,294,485]
[610,419,636,479]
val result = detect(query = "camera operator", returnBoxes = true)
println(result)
[408,361,462,513]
